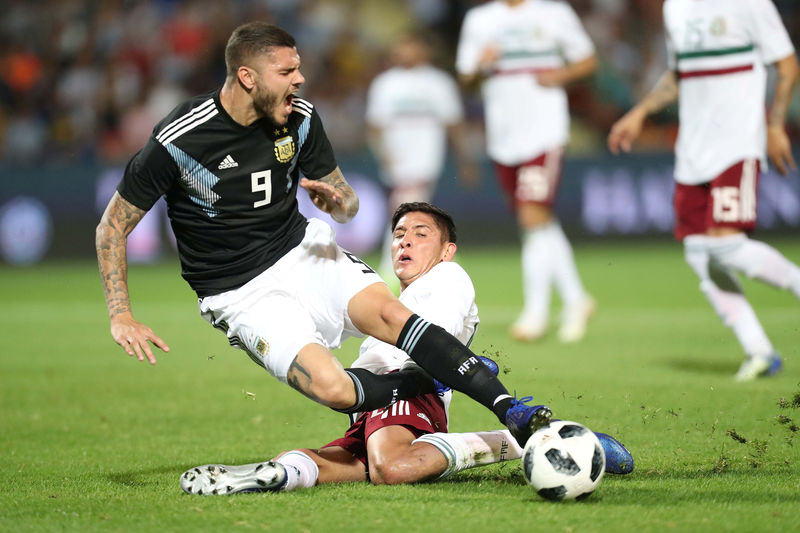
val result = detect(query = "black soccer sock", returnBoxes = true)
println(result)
[332,367,428,415]
[397,314,513,423]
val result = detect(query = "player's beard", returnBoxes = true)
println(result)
[252,79,288,126]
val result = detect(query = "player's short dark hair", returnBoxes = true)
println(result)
[225,22,296,78]
[391,202,457,244]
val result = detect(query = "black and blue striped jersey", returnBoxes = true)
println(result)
[118,90,337,297]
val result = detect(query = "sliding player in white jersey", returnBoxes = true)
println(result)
[180,203,633,494]
[609,0,800,381]
[456,0,597,343]
[366,32,477,285]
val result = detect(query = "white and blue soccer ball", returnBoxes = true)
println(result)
[522,420,605,501]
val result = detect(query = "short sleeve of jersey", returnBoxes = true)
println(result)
[117,137,179,211]
[351,261,477,374]
[297,109,338,180]
[455,9,485,76]
[746,0,795,64]
[403,262,476,336]
[555,2,596,63]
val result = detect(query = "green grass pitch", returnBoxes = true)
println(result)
[2,239,799,532]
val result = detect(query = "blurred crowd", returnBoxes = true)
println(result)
[1,0,799,166]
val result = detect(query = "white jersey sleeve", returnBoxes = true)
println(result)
[351,261,479,375]
[554,1,595,64]
[746,0,795,64]
[455,7,485,76]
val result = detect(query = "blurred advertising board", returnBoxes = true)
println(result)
[1,153,798,264]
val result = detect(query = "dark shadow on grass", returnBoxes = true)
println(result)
[664,357,733,375]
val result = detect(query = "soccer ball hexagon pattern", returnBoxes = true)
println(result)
[522,420,605,501]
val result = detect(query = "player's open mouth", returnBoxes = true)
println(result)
[284,94,294,113]
[398,253,412,263]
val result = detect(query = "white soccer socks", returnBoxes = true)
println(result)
[683,236,774,359]
[514,222,591,342]
[545,221,587,318]
[413,430,523,478]
[514,225,551,339]
[704,233,800,299]
[274,450,319,491]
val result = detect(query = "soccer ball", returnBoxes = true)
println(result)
[522,421,605,501]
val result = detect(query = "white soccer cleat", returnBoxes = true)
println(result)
[180,461,287,495]
[734,353,783,382]
[509,314,548,342]
[558,295,596,343]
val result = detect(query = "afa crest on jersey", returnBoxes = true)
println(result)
[274,136,296,163]
[255,337,269,356]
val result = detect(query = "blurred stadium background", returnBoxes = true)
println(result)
[0,0,799,264]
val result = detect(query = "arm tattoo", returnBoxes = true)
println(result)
[320,167,359,220]
[95,192,147,318]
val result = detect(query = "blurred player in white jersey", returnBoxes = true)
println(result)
[366,32,477,285]
[455,0,598,343]
[609,0,800,381]
[180,202,633,494]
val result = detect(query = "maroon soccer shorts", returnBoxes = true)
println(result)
[673,159,760,240]
[493,147,564,210]
[322,393,448,466]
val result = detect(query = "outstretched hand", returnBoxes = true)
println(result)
[110,312,169,365]
[607,108,646,155]
[767,126,797,176]
[300,177,348,222]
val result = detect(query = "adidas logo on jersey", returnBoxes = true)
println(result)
[218,154,238,169]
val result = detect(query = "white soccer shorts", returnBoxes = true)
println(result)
[198,218,384,382]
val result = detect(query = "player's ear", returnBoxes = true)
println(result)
[441,242,457,262]
[237,66,256,90]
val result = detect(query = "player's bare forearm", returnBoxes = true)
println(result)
[766,54,799,175]
[95,192,145,319]
[768,54,799,129]
[608,70,678,154]
[636,70,679,116]
[96,192,168,363]
[539,55,597,87]
[318,167,359,223]
[458,45,500,91]
[563,55,597,83]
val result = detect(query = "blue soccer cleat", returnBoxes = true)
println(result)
[505,396,553,448]
[766,353,783,376]
[735,352,783,382]
[594,432,634,474]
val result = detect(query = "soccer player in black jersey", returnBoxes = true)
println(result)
[95,21,549,448]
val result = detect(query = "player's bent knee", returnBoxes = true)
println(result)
[369,461,413,486]
[308,374,356,410]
